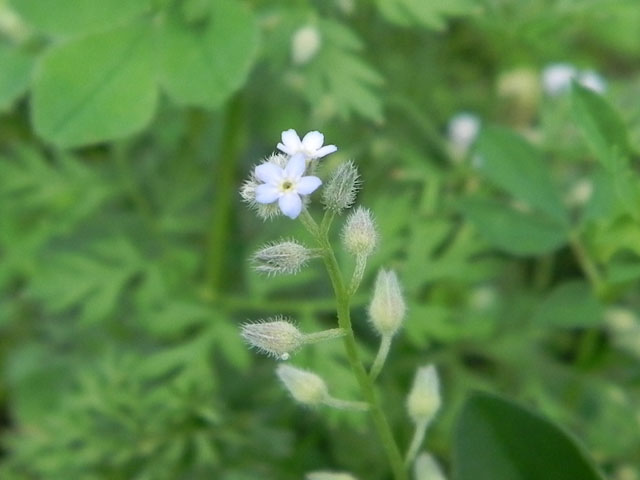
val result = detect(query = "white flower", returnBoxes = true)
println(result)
[277,129,337,160]
[542,63,577,95]
[254,153,322,219]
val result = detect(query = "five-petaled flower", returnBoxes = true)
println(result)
[277,129,337,160]
[255,153,322,219]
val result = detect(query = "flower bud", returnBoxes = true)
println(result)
[306,472,359,480]
[291,25,322,65]
[252,239,315,275]
[368,269,405,337]
[241,318,304,360]
[407,365,441,425]
[277,364,329,406]
[341,207,377,257]
[322,161,360,213]
[414,453,446,480]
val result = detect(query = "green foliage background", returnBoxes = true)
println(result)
[1,0,640,478]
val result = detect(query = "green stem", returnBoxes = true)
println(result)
[324,396,370,411]
[569,232,605,296]
[304,328,346,344]
[319,238,407,480]
[348,254,368,296]
[404,419,428,468]
[207,95,244,296]
[370,334,393,381]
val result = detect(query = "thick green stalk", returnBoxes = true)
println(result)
[207,95,244,296]
[319,239,407,480]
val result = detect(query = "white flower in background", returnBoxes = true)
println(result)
[448,112,480,154]
[414,453,447,480]
[578,70,607,94]
[291,25,322,65]
[542,63,577,95]
[277,129,337,160]
[254,153,322,219]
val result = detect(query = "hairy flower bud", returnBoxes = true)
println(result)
[252,239,315,275]
[407,365,441,426]
[277,364,329,406]
[306,472,359,480]
[341,207,377,257]
[241,318,304,360]
[322,161,360,213]
[368,269,405,337]
[414,453,446,480]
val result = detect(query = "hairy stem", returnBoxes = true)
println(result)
[370,334,393,381]
[318,235,407,480]
[404,419,428,468]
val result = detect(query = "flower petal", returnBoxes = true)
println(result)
[296,176,322,195]
[255,184,280,204]
[315,145,337,158]
[279,193,303,219]
[281,129,302,149]
[255,162,283,184]
[276,142,295,155]
[301,131,324,151]
[284,153,306,179]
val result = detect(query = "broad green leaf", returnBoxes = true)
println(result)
[10,0,150,36]
[532,281,603,328]
[571,82,631,169]
[460,198,569,256]
[454,392,605,480]
[159,0,259,108]
[474,127,568,224]
[375,0,473,30]
[32,22,157,147]
[0,43,33,111]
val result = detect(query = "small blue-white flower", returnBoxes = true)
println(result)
[277,129,337,160]
[255,153,322,219]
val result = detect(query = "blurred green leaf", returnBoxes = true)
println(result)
[460,198,569,256]
[532,281,603,328]
[0,43,33,112]
[571,83,631,169]
[10,0,151,36]
[32,22,157,147]
[375,0,474,30]
[159,0,259,108]
[454,392,605,480]
[474,127,568,225]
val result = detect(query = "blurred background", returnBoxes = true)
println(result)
[1,0,640,478]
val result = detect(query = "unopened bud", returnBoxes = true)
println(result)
[322,161,360,213]
[306,472,359,480]
[414,453,446,480]
[407,365,441,425]
[291,25,322,65]
[252,239,315,275]
[241,318,304,360]
[342,207,377,257]
[368,269,405,337]
[277,364,328,406]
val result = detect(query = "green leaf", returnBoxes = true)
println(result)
[460,198,569,256]
[32,22,157,147]
[454,392,605,480]
[375,0,473,30]
[10,0,151,36]
[159,0,259,108]
[571,82,631,169]
[532,281,603,328]
[474,127,568,225]
[0,44,33,112]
